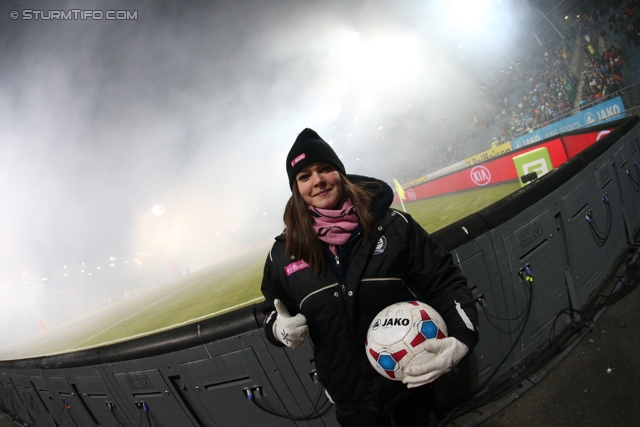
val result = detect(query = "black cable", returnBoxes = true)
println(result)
[58,400,78,427]
[108,403,130,427]
[586,196,612,246]
[626,160,640,188]
[441,249,640,426]
[251,397,332,421]
[7,387,17,416]
[547,251,640,355]
[546,252,640,374]
[590,252,640,312]
[57,400,79,427]
[547,308,584,352]
[437,266,535,426]
[135,407,143,427]
[111,412,130,427]
[67,409,79,427]
[141,403,154,427]
[245,385,332,421]
[20,392,38,427]
[590,201,611,239]
[148,411,162,427]
[462,268,534,407]
[481,278,531,334]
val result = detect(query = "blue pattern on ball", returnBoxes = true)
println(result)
[377,354,396,371]
[420,320,438,339]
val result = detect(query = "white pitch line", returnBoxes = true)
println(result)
[69,279,203,349]
[67,296,266,352]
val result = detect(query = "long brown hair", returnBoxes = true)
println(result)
[283,173,375,275]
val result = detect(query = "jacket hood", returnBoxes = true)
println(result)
[346,174,394,221]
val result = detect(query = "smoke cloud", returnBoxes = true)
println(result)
[0,0,553,356]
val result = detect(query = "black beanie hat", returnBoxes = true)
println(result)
[286,128,345,188]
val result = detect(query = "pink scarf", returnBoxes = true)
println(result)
[308,200,360,255]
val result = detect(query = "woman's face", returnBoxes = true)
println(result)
[296,162,343,209]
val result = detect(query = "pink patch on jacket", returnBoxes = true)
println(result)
[285,260,309,276]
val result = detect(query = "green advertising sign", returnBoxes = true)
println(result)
[512,147,553,187]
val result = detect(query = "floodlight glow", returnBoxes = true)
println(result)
[353,34,421,85]
[429,0,513,49]
[311,103,342,122]
[447,0,493,30]
[152,204,166,216]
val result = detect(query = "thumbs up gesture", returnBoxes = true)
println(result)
[272,299,308,348]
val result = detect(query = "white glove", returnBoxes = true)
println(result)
[272,299,308,348]
[402,337,469,388]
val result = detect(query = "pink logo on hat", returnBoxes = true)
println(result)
[291,153,306,167]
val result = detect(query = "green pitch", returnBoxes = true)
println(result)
[396,181,521,233]
[1,181,520,360]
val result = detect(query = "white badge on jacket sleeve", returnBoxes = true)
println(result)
[455,300,474,331]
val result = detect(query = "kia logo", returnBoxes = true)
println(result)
[470,166,491,186]
[407,189,416,200]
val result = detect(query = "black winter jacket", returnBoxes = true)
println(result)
[261,175,479,406]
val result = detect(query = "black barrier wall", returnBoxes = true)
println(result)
[2,116,640,427]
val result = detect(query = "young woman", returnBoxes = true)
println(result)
[261,128,479,426]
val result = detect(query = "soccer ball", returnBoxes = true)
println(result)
[365,301,448,381]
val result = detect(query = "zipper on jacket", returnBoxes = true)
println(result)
[334,255,349,300]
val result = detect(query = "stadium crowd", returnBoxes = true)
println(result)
[394,0,640,185]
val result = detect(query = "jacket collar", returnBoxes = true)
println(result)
[345,174,394,222]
